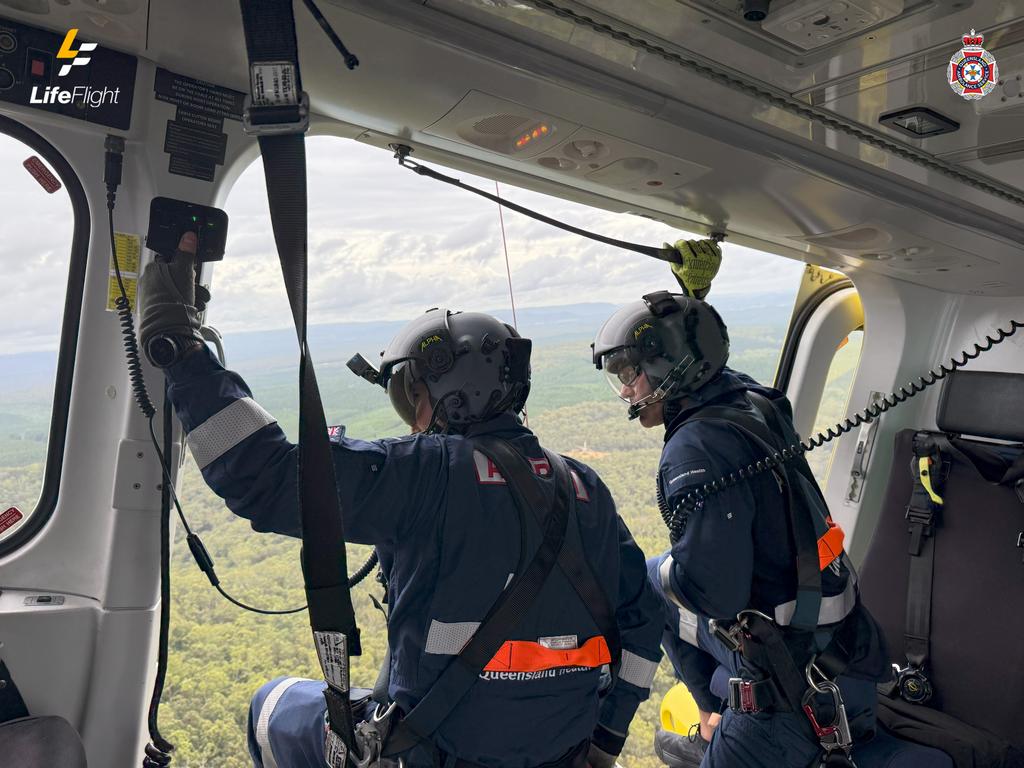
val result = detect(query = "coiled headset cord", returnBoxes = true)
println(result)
[665,318,1024,540]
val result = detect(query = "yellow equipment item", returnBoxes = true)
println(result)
[660,683,701,735]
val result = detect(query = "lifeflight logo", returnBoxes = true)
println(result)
[56,28,97,76]
[29,29,120,108]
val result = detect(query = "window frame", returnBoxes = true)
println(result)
[774,276,855,393]
[0,115,89,555]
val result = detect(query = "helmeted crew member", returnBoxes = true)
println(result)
[138,233,663,768]
[591,291,953,768]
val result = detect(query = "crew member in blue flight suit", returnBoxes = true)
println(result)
[138,233,663,768]
[592,291,952,768]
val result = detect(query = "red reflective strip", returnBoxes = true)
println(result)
[818,519,845,571]
[483,636,611,673]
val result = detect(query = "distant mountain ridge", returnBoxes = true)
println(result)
[0,294,796,393]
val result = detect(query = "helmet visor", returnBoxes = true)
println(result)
[601,348,643,401]
[387,362,419,426]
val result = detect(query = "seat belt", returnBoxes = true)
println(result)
[235,2,361,764]
[892,433,949,704]
[378,437,575,756]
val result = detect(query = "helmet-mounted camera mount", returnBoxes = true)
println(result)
[346,353,381,386]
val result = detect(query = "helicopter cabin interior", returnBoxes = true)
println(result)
[0,0,1022,766]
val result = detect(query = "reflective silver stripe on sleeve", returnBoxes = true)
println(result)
[187,397,277,470]
[773,578,856,627]
[424,620,480,655]
[659,555,700,647]
[256,677,307,768]
[618,650,658,689]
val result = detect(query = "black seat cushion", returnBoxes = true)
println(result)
[859,429,1024,747]
[0,715,87,767]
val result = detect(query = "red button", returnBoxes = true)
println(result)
[31,59,45,77]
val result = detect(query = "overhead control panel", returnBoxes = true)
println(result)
[0,16,136,130]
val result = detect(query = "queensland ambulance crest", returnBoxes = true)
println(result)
[948,29,998,100]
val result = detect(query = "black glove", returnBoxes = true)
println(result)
[138,231,210,366]
[586,743,618,768]
[588,724,625,768]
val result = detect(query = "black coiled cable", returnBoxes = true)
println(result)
[103,141,383,768]
[108,195,155,420]
[666,318,1024,540]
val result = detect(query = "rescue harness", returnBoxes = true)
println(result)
[661,390,867,767]
[354,437,620,768]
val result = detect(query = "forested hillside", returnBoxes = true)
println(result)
[0,296,870,768]
[155,304,800,768]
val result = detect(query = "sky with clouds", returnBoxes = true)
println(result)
[0,133,804,354]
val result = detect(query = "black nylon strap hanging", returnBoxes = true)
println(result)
[904,434,946,671]
[236,0,360,762]
[384,437,574,753]
[462,438,620,662]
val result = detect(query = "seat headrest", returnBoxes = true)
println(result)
[936,369,1024,442]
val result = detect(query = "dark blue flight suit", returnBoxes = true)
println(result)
[164,347,664,768]
[647,368,952,768]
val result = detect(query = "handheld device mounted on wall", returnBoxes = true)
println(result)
[146,197,228,263]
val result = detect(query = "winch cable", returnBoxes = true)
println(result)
[517,0,1024,209]
[391,143,698,263]
[237,0,363,763]
[494,181,528,428]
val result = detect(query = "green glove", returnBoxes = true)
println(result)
[138,232,209,365]
[667,238,722,300]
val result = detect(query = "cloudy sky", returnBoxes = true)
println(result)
[0,134,803,354]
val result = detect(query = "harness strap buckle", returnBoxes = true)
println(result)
[708,618,742,652]
[727,678,762,714]
[243,91,311,136]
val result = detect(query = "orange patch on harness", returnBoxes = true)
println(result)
[484,635,611,673]
[818,519,845,571]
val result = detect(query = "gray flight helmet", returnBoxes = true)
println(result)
[592,291,729,416]
[363,308,532,431]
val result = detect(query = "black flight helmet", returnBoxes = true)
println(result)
[592,291,729,419]
[350,308,532,432]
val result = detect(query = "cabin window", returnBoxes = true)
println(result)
[163,135,804,764]
[0,125,81,550]
[805,329,865,485]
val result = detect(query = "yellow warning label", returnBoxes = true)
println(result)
[108,275,138,312]
[107,233,141,312]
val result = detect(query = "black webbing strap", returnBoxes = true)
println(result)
[479,441,621,664]
[384,438,573,753]
[740,614,807,713]
[686,402,824,631]
[904,433,947,671]
[237,1,360,763]
[393,150,683,264]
